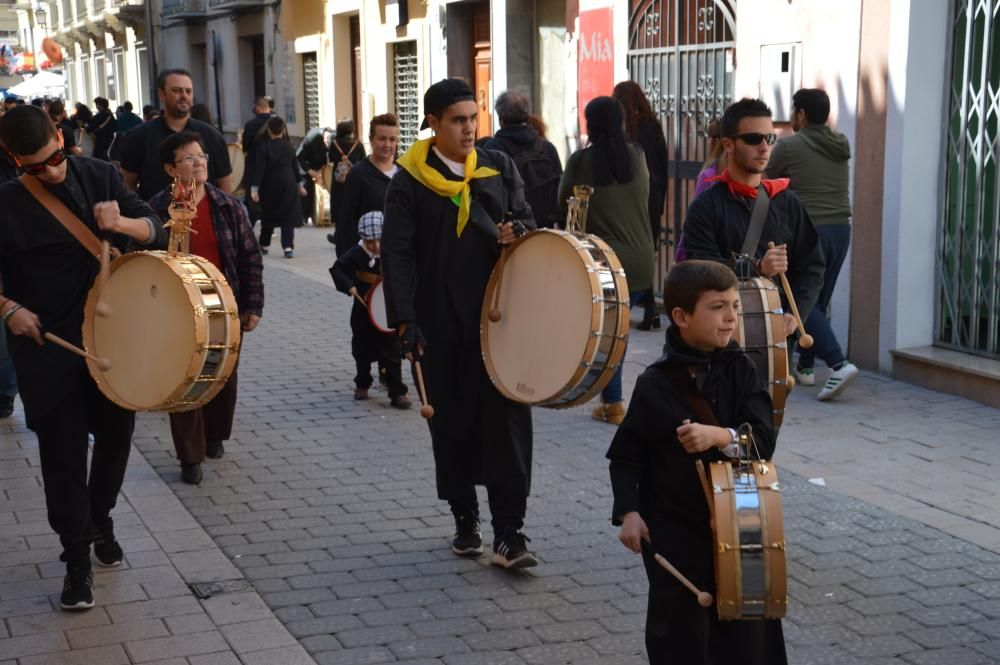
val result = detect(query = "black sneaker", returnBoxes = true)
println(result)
[60,566,94,611]
[206,440,225,459]
[0,395,13,418]
[181,463,203,485]
[492,529,538,569]
[451,515,484,556]
[93,520,123,567]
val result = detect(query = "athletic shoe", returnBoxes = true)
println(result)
[181,463,203,485]
[92,520,123,567]
[60,566,94,611]
[491,528,538,569]
[206,440,225,459]
[326,233,336,245]
[451,515,484,556]
[794,366,816,387]
[818,362,859,401]
[0,395,13,418]
[260,247,269,255]
[283,248,294,259]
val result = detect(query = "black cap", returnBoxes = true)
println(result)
[420,78,475,130]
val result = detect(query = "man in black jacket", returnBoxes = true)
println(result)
[0,105,165,611]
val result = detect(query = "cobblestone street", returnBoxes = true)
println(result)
[1,228,998,664]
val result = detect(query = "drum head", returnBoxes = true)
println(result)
[88,255,199,409]
[366,280,395,333]
[483,232,596,403]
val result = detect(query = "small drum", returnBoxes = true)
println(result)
[366,279,395,334]
[481,229,629,408]
[733,277,791,427]
[228,143,245,195]
[709,459,788,620]
[82,251,241,412]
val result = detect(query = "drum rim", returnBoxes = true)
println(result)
[737,277,789,427]
[365,278,396,334]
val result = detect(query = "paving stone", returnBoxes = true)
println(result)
[907,605,988,627]
[0,631,69,659]
[124,630,230,663]
[312,645,394,665]
[387,636,470,659]
[15,645,130,665]
[218,617,298,654]
[905,625,989,649]
[901,646,997,665]
[65,618,170,649]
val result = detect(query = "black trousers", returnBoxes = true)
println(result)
[448,486,527,533]
[33,371,134,568]
[169,369,238,464]
[350,305,406,398]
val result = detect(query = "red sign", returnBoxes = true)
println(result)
[577,8,614,136]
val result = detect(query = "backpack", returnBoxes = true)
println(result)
[500,136,561,228]
[333,140,360,184]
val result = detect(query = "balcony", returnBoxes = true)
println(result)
[206,0,263,13]
[161,0,205,21]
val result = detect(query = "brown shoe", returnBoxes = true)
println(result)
[354,387,369,400]
[604,401,626,425]
[390,395,412,410]
[591,403,607,422]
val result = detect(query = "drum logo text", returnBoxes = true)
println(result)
[515,382,535,396]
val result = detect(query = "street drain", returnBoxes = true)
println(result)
[188,579,253,600]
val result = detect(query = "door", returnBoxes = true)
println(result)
[350,15,362,134]
[472,1,492,138]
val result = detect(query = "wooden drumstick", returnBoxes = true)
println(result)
[413,359,434,419]
[44,332,111,371]
[488,248,507,323]
[641,541,713,607]
[767,242,814,348]
[352,292,368,308]
[95,240,111,318]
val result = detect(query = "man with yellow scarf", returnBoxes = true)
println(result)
[382,79,538,569]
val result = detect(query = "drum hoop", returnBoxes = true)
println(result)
[756,463,787,619]
[365,278,395,334]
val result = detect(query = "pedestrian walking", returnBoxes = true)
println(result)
[329,119,366,250]
[71,103,93,157]
[251,116,306,257]
[86,97,117,161]
[115,101,142,134]
[148,131,264,485]
[559,96,655,426]
[382,78,539,569]
[675,120,726,263]
[190,103,213,125]
[48,100,81,156]
[767,88,859,400]
[297,125,332,225]
[242,96,274,222]
[142,105,158,122]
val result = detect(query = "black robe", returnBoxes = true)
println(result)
[0,157,163,427]
[328,139,366,234]
[607,325,785,665]
[329,244,402,366]
[334,158,394,257]
[242,112,273,189]
[381,147,535,500]
[86,109,118,162]
[252,137,304,229]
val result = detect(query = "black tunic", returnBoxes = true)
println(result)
[252,137,304,230]
[330,244,401,366]
[334,158,394,256]
[0,157,162,427]
[381,147,535,499]
[86,109,118,161]
[242,112,273,189]
[607,325,785,664]
[329,139,366,233]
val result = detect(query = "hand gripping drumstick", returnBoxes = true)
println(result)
[487,212,515,323]
[95,240,111,318]
[352,292,368,308]
[413,360,434,419]
[640,540,713,608]
[767,242,814,348]
[44,332,112,371]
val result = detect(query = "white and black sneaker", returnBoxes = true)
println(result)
[492,529,538,570]
[60,566,94,611]
[451,515,484,556]
[818,362,859,401]
[93,519,123,567]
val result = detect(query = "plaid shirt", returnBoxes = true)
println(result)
[148,183,264,316]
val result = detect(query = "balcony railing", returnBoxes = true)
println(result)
[75,0,90,22]
[162,0,205,18]
[207,0,262,10]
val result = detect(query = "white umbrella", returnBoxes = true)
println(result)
[7,71,65,98]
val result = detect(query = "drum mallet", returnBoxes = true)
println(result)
[44,332,112,371]
[487,249,508,323]
[767,242,813,348]
[95,240,111,318]
[413,360,434,419]
[352,292,368,309]
[641,541,713,608]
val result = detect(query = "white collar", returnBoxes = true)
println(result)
[432,146,466,177]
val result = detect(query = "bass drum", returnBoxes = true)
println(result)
[733,277,791,428]
[82,251,241,412]
[481,229,629,408]
[228,143,245,197]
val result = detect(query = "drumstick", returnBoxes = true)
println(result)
[413,359,434,419]
[766,242,814,348]
[95,240,111,318]
[352,292,368,308]
[44,332,112,371]
[640,541,713,608]
[487,247,507,323]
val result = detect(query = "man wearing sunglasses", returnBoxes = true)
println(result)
[681,97,824,342]
[0,105,164,611]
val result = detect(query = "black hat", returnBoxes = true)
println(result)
[420,78,475,130]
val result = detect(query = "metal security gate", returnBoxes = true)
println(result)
[937,0,1000,359]
[628,0,735,290]
[393,41,420,153]
[302,52,320,131]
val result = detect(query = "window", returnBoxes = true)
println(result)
[113,49,127,104]
[136,45,150,108]
[392,41,419,152]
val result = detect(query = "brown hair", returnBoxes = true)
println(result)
[613,80,658,141]
[0,105,58,156]
[526,114,547,139]
[663,260,738,326]
[369,113,399,139]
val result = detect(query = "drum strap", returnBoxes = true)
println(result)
[665,365,721,428]
[355,270,378,285]
[19,174,102,260]
[739,185,771,257]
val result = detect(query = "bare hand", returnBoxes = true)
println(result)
[758,244,788,277]
[348,286,358,297]
[676,419,727,454]
[308,169,321,182]
[497,222,517,245]
[240,313,261,332]
[783,312,798,337]
[250,191,260,203]
[619,512,650,554]
[93,201,122,233]
[5,306,43,345]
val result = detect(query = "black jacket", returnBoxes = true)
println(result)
[484,124,562,228]
[334,158,393,256]
[634,118,668,243]
[682,182,825,320]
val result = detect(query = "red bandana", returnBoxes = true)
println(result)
[709,169,790,199]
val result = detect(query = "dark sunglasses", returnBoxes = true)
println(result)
[18,145,67,175]
[732,132,777,146]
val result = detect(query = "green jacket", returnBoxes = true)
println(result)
[559,143,654,292]
[766,124,852,225]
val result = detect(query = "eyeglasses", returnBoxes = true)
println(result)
[174,153,209,166]
[732,132,777,146]
[17,144,67,175]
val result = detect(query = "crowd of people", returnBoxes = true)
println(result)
[0,65,862,664]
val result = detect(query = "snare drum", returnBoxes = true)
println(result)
[366,278,395,334]
[82,251,241,412]
[480,229,629,408]
[733,277,791,427]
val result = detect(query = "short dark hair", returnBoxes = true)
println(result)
[266,116,286,136]
[494,90,530,125]
[122,101,133,112]
[369,113,399,138]
[335,119,355,140]
[142,104,157,118]
[94,97,109,110]
[663,260,739,326]
[253,95,273,109]
[792,88,831,125]
[156,68,192,91]
[48,99,65,118]
[0,104,59,156]
[720,98,772,138]
[159,131,204,166]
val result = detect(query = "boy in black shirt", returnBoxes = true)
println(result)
[607,260,786,664]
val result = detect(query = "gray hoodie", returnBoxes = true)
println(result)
[766,124,852,225]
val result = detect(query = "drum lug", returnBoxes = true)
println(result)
[194,305,206,317]
[180,274,194,284]
[712,484,723,494]
[767,482,781,492]
[229,343,240,352]
[769,540,786,551]
[758,462,769,474]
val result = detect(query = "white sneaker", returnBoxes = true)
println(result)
[818,362,859,401]
[794,366,816,387]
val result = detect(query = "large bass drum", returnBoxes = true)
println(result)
[481,229,629,408]
[82,252,241,412]
[733,277,791,428]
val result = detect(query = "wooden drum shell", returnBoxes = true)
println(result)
[733,278,790,427]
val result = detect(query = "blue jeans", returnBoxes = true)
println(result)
[798,224,850,369]
[601,290,649,404]
[0,332,17,398]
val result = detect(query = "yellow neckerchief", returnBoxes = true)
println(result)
[396,138,499,237]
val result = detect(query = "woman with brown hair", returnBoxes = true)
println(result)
[251,116,306,257]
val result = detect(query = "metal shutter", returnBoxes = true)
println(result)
[393,41,419,152]
[303,52,319,131]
